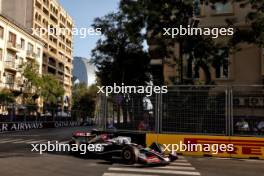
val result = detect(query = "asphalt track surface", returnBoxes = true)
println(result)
[0,127,263,176]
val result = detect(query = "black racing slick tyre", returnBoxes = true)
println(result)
[121,146,139,165]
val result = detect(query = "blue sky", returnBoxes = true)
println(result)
[59,0,120,59]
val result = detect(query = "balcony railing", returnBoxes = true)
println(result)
[2,83,20,91]
[4,60,16,70]
[7,42,21,51]
[64,77,71,85]
[26,50,37,59]
[58,63,64,72]
[57,74,64,82]
[48,59,56,67]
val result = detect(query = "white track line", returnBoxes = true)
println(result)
[103,173,159,176]
[12,139,43,144]
[109,167,201,175]
[59,140,69,144]
[0,138,11,142]
[154,166,196,170]
[170,162,192,166]
[12,139,33,144]
[0,139,23,143]
[26,140,47,144]
[126,165,196,171]
[175,159,188,162]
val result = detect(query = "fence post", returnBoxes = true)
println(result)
[154,90,163,134]
[155,92,159,134]
[159,91,163,134]
[103,93,107,131]
[225,87,229,136]
[230,86,234,136]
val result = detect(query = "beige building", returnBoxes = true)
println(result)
[0,14,43,113]
[0,0,74,109]
[151,1,264,86]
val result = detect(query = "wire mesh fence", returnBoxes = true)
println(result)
[161,86,227,135]
[96,85,264,137]
[101,93,157,132]
[232,85,264,136]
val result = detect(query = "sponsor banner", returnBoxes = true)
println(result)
[54,121,81,128]
[146,133,264,159]
[0,121,81,133]
[0,122,44,132]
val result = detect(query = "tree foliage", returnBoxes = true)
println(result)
[41,75,65,105]
[230,0,264,47]
[20,60,64,106]
[20,60,42,104]
[120,0,232,84]
[119,0,264,85]
[0,89,15,104]
[91,12,150,86]
[72,83,97,118]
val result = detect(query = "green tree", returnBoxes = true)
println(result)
[20,60,42,105]
[20,60,65,110]
[91,12,150,86]
[120,0,231,84]
[72,83,97,119]
[72,83,88,109]
[228,0,264,47]
[92,12,152,126]
[41,75,65,107]
[0,89,15,104]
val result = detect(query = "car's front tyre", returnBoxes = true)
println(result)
[121,146,139,165]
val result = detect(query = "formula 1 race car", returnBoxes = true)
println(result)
[69,130,178,165]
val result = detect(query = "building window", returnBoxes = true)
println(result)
[8,32,16,46]
[0,26,4,39]
[37,47,41,58]
[5,72,15,85]
[213,2,233,14]
[183,54,200,79]
[20,38,25,50]
[215,50,229,79]
[6,51,15,61]
[27,43,34,53]
[18,57,23,66]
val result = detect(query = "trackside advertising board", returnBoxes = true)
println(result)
[0,121,81,133]
[146,133,264,159]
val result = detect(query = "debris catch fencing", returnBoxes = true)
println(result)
[96,85,264,137]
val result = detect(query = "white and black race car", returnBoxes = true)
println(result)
[69,130,178,166]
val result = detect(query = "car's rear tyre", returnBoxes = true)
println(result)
[121,146,139,165]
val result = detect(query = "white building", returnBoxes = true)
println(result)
[0,14,43,100]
